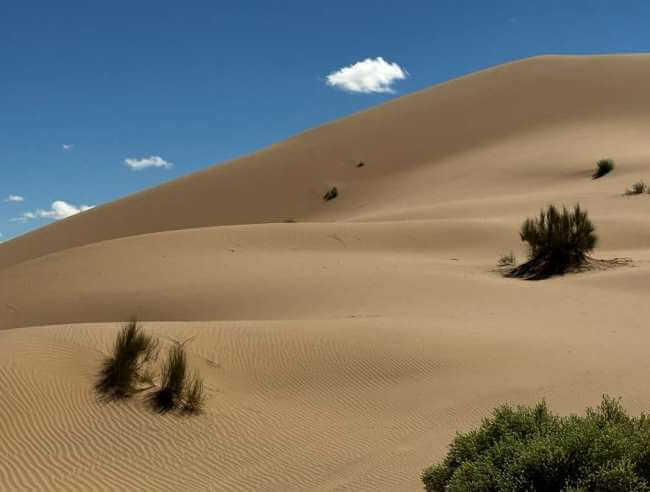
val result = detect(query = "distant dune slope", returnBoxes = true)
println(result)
[3,54,650,269]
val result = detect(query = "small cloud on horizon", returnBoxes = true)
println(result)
[62,144,74,151]
[4,195,24,202]
[11,201,94,222]
[10,212,36,223]
[124,155,173,171]
[326,57,407,94]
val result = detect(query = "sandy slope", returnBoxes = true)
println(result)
[2,54,650,490]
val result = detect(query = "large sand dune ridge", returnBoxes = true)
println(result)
[1,54,650,490]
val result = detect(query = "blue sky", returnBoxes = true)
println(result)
[2,0,649,240]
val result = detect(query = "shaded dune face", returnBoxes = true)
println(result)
[2,55,650,491]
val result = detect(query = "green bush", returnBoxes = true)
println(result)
[626,181,647,195]
[422,396,650,491]
[151,344,187,412]
[507,204,597,279]
[593,158,614,179]
[95,320,159,399]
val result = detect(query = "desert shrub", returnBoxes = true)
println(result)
[507,204,597,279]
[422,396,650,491]
[95,320,159,399]
[183,371,206,414]
[323,186,338,201]
[626,181,647,195]
[151,344,187,412]
[356,161,365,168]
[496,251,516,268]
[593,158,614,179]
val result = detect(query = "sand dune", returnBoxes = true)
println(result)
[2,54,650,490]
[3,54,650,268]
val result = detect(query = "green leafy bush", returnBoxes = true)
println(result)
[507,204,597,279]
[95,320,159,399]
[422,396,650,491]
[593,158,614,179]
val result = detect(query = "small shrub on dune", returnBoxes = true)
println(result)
[151,344,187,412]
[95,320,159,399]
[422,396,650,491]
[323,186,338,201]
[507,204,597,280]
[625,180,647,195]
[593,158,614,179]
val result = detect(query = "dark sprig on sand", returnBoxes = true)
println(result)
[323,186,338,201]
[593,158,614,179]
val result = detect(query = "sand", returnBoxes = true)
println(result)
[1,54,650,490]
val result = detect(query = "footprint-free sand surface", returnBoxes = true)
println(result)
[2,54,650,490]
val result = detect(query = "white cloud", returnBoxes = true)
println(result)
[11,201,94,222]
[10,212,36,223]
[326,57,407,93]
[4,195,24,202]
[124,155,173,171]
[62,144,74,151]
[37,201,94,220]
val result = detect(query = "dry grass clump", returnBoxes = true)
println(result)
[95,320,159,400]
[97,320,206,415]
[150,344,206,413]
[151,344,187,412]
[183,371,206,414]
[625,180,647,195]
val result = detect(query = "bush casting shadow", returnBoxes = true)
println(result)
[95,320,159,400]
[506,204,597,280]
[593,158,614,179]
[422,396,650,491]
